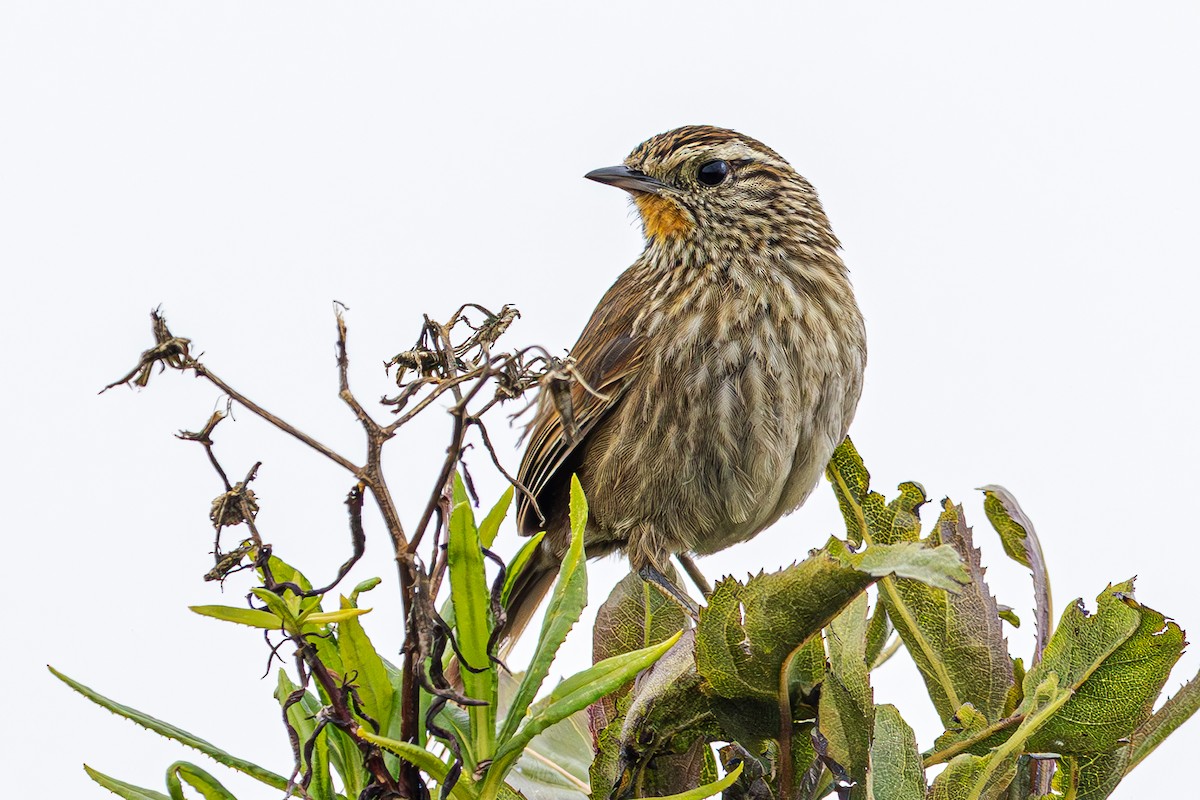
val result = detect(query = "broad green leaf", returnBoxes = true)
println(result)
[827,438,924,547]
[867,705,926,800]
[83,765,171,800]
[250,587,299,628]
[497,476,589,746]
[695,548,875,710]
[1059,750,1127,800]
[50,667,290,791]
[817,593,873,798]
[165,762,237,800]
[828,442,1013,726]
[929,674,1072,800]
[188,605,282,630]
[980,485,1052,661]
[486,632,681,794]
[600,631,723,798]
[863,598,892,669]
[631,761,743,800]
[871,502,1013,726]
[448,489,497,761]
[479,486,514,548]
[1024,581,1184,754]
[827,538,970,591]
[591,569,688,731]
[336,595,393,734]
[494,668,592,799]
[275,670,335,800]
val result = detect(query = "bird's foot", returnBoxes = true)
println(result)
[638,564,701,622]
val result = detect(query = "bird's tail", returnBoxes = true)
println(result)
[497,545,561,656]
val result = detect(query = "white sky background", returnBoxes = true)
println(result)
[3,2,1199,797]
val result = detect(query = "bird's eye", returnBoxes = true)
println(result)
[696,160,730,186]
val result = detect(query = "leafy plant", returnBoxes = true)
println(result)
[56,308,1199,799]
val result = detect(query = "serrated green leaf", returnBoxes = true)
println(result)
[827,443,1014,727]
[189,605,282,630]
[696,549,876,711]
[165,762,238,800]
[818,593,873,798]
[829,538,970,591]
[83,765,172,800]
[479,486,514,549]
[1024,581,1184,754]
[448,493,497,761]
[335,596,393,734]
[497,476,589,746]
[501,531,547,608]
[867,705,926,800]
[980,485,1052,661]
[51,667,290,791]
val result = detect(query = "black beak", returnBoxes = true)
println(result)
[584,165,669,195]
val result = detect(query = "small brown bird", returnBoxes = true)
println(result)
[507,125,866,639]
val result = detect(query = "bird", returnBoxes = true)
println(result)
[504,124,866,643]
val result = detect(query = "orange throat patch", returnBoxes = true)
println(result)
[633,194,693,240]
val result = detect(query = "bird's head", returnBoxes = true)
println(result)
[586,125,839,256]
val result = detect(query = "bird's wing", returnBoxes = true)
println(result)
[515,269,647,535]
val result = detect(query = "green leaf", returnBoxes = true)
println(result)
[929,673,1072,800]
[356,729,477,800]
[596,631,722,799]
[630,761,743,800]
[1024,580,1185,754]
[497,476,589,746]
[165,762,238,800]
[188,605,282,630]
[50,666,290,791]
[867,705,926,800]
[479,486,514,549]
[828,538,970,591]
[828,442,1014,727]
[448,491,497,761]
[499,676,591,800]
[83,765,171,800]
[487,631,682,794]
[696,548,876,712]
[250,587,300,629]
[501,530,547,607]
[275,670,335,800]
[817,593,874,797]
[304,607,371,625]
[980,485,1052,661]
[336,596,394,734]
[350,576,382,605]
[590,569,688,731]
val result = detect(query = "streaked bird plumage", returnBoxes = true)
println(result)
[506,125,866,641]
